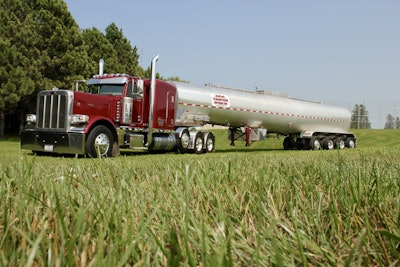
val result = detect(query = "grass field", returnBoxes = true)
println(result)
[1,129,400,266]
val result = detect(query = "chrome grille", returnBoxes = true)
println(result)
[37,91,70,130]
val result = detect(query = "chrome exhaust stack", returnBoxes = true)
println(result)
[146,54,159,147]
[99,59,104,75]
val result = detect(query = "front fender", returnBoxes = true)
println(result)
[84,116,120,156]
[84,115,117,134]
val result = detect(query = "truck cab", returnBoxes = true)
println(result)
[21,71,179,157]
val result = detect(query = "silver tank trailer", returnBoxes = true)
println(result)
[172,82,351,135]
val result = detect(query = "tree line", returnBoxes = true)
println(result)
[1,1,396,138]
[0,0,164,138]
[350,104,400,129]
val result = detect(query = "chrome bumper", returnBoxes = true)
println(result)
[21,130,85,155]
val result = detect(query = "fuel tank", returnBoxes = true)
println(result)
[172,82,351,135]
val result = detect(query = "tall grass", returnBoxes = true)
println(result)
[0,130,400,266]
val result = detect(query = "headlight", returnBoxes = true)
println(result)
[69,114,89,125]
[26,114,37,123]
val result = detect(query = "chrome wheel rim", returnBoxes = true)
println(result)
[206,137,214,152]
[181,132,190,149]
[312,139,321,150]
[94,133,110,156]
[195,137,203,152]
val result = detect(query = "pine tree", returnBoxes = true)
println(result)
[82,24,144,78]
[105,23,143,76]
[29,0,89,89]
[384,114,395,129]
[81,27,118,77]
[350,104,371,129]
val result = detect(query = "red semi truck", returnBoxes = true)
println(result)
[21,55,355,157]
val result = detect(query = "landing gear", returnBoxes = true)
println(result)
[229,127,253,147]
[230,127,236,146]
[245,127,251,146]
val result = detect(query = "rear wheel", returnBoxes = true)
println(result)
[283,137,292,150]
[335,137,345,149]
[204,133,215,153]
[345,137,356,148]
[176,129,190,153]
[32,151,50,156]
[193,132,204,154]
[309,137,321,150]
[86,125,113,157]
[322,137,334,150]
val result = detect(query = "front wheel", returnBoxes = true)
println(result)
[85,125,114,158]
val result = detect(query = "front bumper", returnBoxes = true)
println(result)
[21,130,86,155]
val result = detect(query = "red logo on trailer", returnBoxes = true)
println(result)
[212,94,230,108]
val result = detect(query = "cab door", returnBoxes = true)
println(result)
[127,80,144,126]
[153,82,176,130]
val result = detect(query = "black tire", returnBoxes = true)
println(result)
[85,125,114,158]
[283,137,292,150]
[204,133,215,153]
[322,137,334,150]
[176,129,190,154]
[335,137,345,149]
[32,151,50,156]
[309,137,321,150]
[193,132,204,154]
[345,137,356,149]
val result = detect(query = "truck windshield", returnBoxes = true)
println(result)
[98,84,124,95]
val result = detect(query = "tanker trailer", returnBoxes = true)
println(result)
[172,82,356,150]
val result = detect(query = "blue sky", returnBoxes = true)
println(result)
[65,1,400,127]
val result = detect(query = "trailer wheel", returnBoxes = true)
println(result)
[176,129,190,153]
[204,133,215,153]
[86,125,113,158]
[322,137,334,150]
[32,151,50,156]
[335,138,345,149]
[309,137,321,150]
[283,137,292,150]
[345,137,356,149]
[193,132,204,154]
